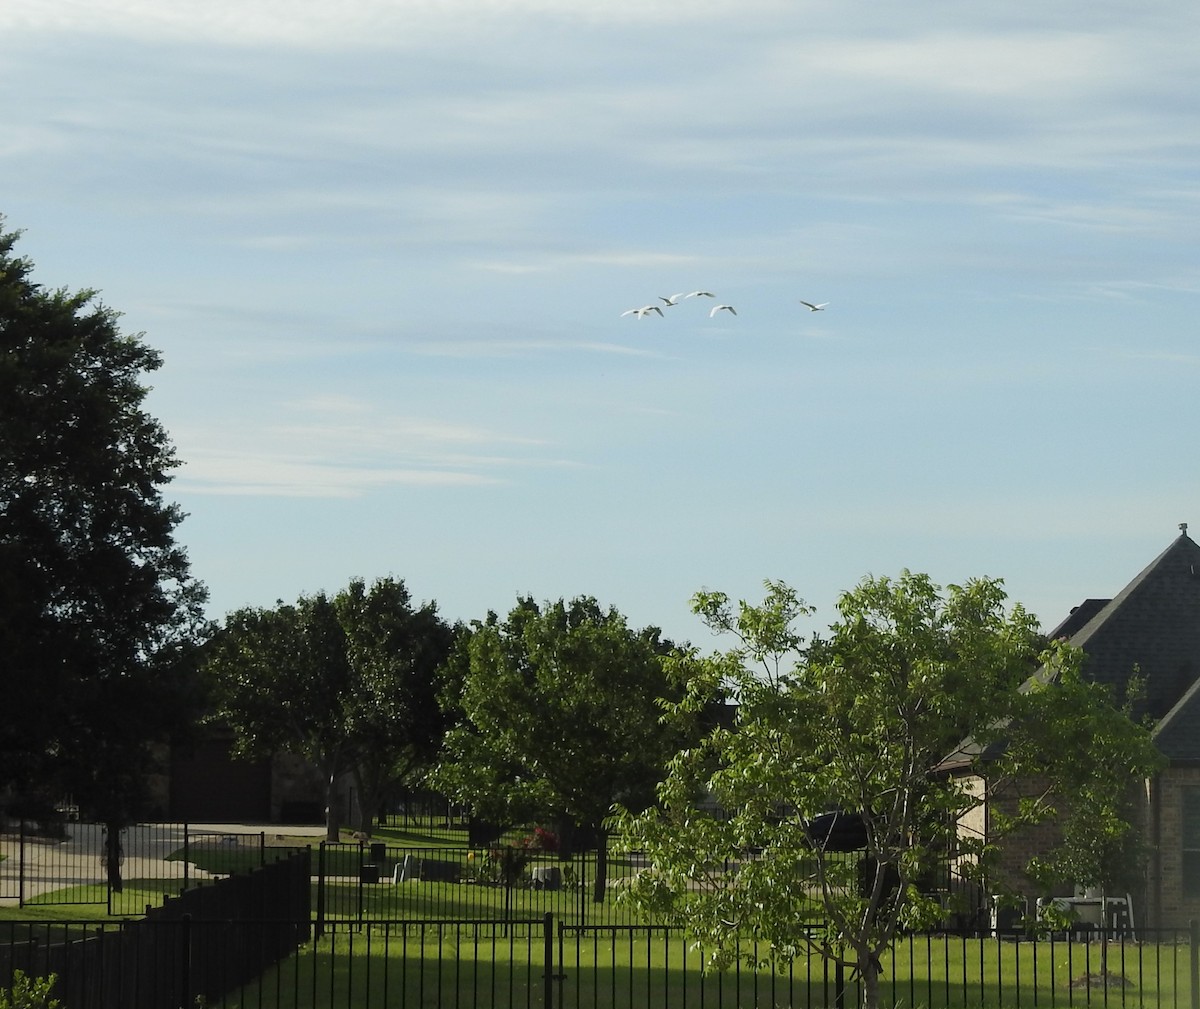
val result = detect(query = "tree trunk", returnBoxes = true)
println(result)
[352,766,376,836]
[859,950,881,1009]
[592,825,608,904]
[103,820,124,893]
[324,769,341,842]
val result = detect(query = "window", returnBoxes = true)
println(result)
[1182,787,1200,898]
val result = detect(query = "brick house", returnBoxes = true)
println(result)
[942,527,1200,929]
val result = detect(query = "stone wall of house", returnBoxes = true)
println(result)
[1145,767,1200,930]
[980,776,1067,904]
[956,772,1190,928]
[953,774,1147,917]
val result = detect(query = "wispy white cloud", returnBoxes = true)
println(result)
[5,0,794,46]
[169,394,579,497]
[176,450,500,498]
[1115,351,1200,367]
[984,195,1177,234]
[798,31,1114,100]
[404,338,665,359]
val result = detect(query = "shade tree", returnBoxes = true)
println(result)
[432,595,697,901]
[0,220,208,887]
[204,577,452,840]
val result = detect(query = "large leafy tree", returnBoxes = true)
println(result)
[0,221,207,883]
[335,577,455,833]
[615,575,1162,1009]
[433,596,692,902]
[205,577,452,840]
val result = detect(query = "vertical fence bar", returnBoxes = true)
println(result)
[315,842,327,938]
[180,913,193,1009]
[543,912,555,1009]
[1191,919,1199,1009]
[18,817,25,906]
[356,839,365,923]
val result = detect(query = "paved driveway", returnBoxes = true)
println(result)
[0,822,326,905]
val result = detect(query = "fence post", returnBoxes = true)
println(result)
[18,818,25,906]
[183,823,190,891]
[180,913,193,1009]
[315,842,327,938]
[357,839,365,923]
[1191,919,1199,1009]
[543,913,555,1009]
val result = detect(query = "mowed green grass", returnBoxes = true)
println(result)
[317,876,652,927]
[217,925,1189,1009]
[7,879,198,917]
[7,820,1190,1008]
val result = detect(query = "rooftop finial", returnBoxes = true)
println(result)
[1181,522,1189,536]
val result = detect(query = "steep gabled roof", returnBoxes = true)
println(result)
[1046,598,1111,641]
[1063,532,1200,724]
[937,531,1200,772]
[1153,673,1200,763]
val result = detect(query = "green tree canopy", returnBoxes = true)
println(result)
[433,595,695,900]
[615,574,1162,1009]
[204,577,452,839]
[0,221,207,844]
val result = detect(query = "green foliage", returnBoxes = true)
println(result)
[204,577,452,839]
[0,971,60,1009]
[0,220,207,827]
[433,597,693,855]
[1003,655,1163,896]
[614,573,1161,1009]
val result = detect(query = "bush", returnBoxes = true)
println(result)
[0,971,60,1009]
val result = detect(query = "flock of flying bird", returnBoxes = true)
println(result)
[620,291,829,320]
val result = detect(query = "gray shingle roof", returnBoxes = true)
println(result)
[1065,533,1200,735]
[938,531,1200,770]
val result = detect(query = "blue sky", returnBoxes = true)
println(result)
[4,0,1199,646]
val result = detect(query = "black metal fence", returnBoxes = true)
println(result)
[1,915,1194,1009]
[314,842,655,928]
[0,850,310,1009]
[0,820,275,914]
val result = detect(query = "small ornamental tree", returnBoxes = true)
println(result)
[614,574,1161,1009]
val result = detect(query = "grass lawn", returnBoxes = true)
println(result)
[372,824,468,847]
[0,899,127,922]
[318,876,652,927]
[7,821,1189,1008]
[9,877,212,917]
[215,925,1189,1009]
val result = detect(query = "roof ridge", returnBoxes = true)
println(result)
[1152,669,1200,743]
[1068,532,1200,651]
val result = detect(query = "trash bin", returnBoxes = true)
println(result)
[360,864,380,884]
[370,842,387,863]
